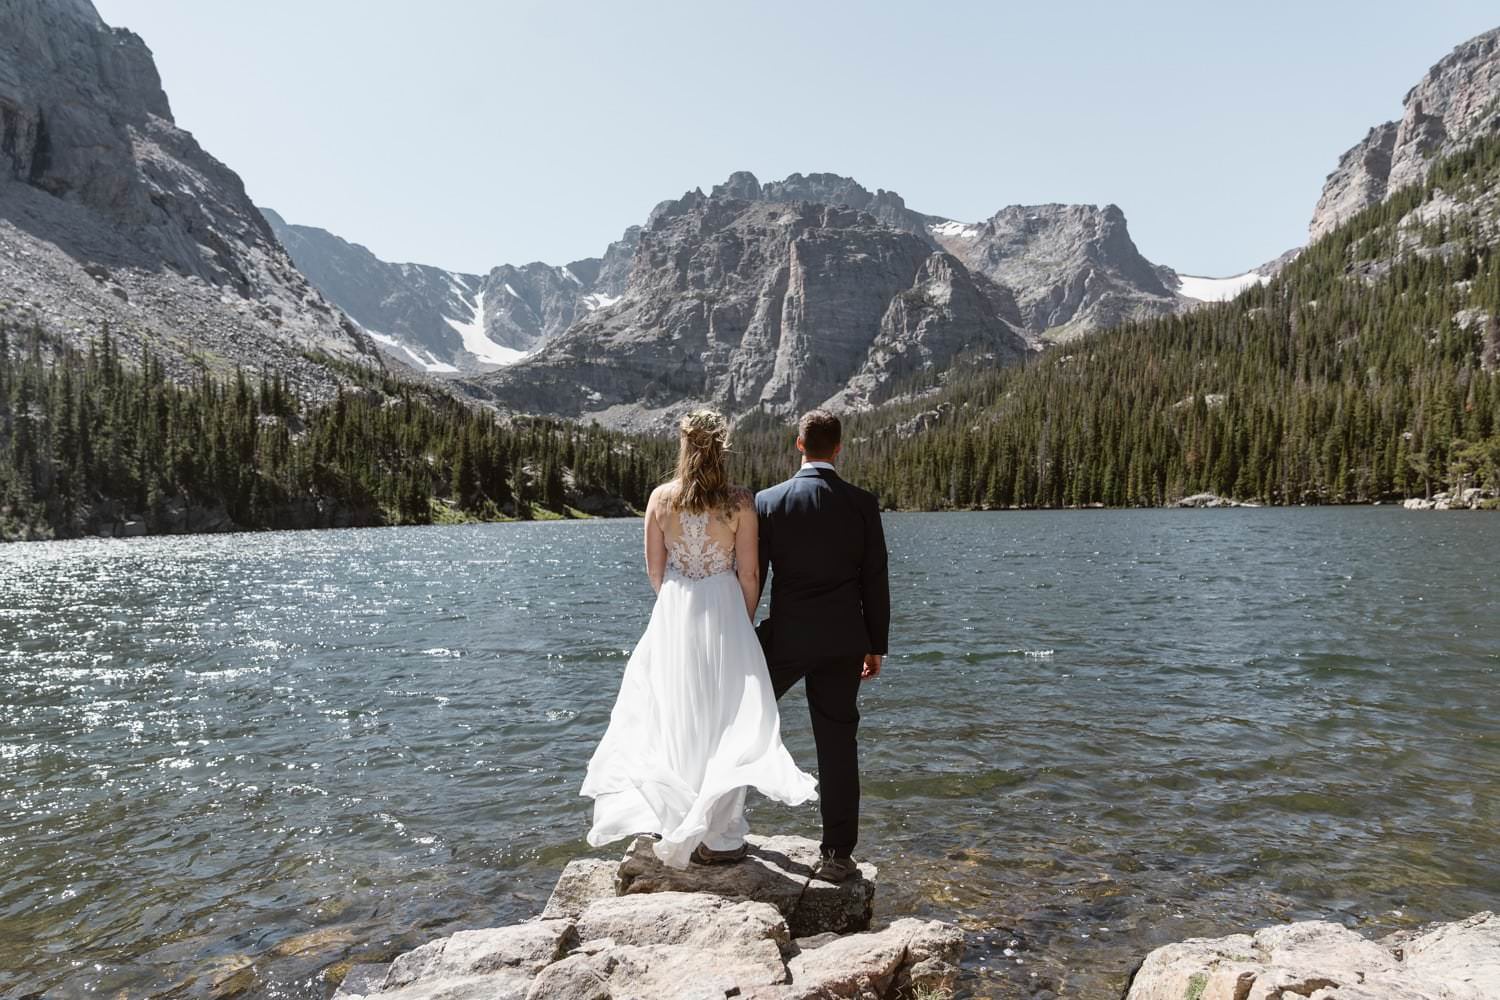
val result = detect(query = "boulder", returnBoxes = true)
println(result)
[331,921,578,998]
[541,857,620,920]
[617,834,877,937]
[574,891,790,954]
[1125,912,1499,1000]
[524,939,789,1000]
[1174,493,1242,508]
[762,917,965,1000]
[1393,911,1500,993]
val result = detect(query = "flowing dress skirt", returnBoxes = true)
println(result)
[581,570,817,868]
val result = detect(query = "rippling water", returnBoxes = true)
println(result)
[2,511,1498,999]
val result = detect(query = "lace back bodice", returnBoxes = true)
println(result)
[666,510,736,580]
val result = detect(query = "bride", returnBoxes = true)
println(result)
[581,410,817,867]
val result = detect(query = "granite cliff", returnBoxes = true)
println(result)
[0,0,378,395]
[467,190,1030,429]
[1310,27,1500,239]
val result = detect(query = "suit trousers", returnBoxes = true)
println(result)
[767,654,863,858]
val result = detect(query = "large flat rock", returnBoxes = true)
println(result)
[334,834,960,1000]
[524,939,790,1000]
[575,891,790,954]
[1125,911,1499,1000]
[617,834,877,938]
[758,917,965,1000]
[541,857,620,920]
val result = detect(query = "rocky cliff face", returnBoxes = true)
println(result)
[278,165,1186,397]
[712,174,1184,343]
[1310,26,1500,239]
[468,190,1029,429]
[928,203,1182,342]
[0,0,378,393]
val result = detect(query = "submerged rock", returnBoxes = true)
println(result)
[334,833,961,1000]
[1125,911,1499,1000]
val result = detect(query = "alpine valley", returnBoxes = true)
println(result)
[2,0,1499,540]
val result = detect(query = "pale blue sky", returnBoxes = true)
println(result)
[95,0,1498,277]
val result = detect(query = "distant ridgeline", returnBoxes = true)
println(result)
[0,325,672,541]
[5,137,1500,539]
[726,132,1500,510]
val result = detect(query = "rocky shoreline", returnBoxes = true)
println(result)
[1401,487,1498,511]
[332,834,963,1000]
[324,832,1498,1000]
[1125,911,1498,1000]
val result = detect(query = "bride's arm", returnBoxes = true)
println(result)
[644,488,667,592]
[733,488,760,618]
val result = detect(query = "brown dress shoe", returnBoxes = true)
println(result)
[691,842,749,865]
[812,855,860,883]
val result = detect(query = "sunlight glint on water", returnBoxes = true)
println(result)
[1,510,1497,998]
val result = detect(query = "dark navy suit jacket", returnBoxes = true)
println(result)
[755,466,890,662]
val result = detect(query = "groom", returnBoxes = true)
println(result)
[755,409,889,883]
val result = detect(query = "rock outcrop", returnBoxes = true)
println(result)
[468,189,1029,429]
[1125,912,1500,1000]
[928,203,1182,343]
[752,172,936,236]
[1173,492,1258,508]
[0,0,378,396]
[1403,487,1496,510]
[1309,27,1500,239]
[333,834,963,1000]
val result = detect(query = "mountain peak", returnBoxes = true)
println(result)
[1310,23,1500,238]
[710,170,762,200]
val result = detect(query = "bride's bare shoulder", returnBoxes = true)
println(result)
[647,481,681,520]
[729,484,755,510]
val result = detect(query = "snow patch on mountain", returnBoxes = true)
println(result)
[583,292,622,311]
[1175,271,1269,302]
[366,329,460,373]
[929,220,981,239]
[443,290,529,367]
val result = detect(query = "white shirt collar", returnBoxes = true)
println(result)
[800,460,835,471]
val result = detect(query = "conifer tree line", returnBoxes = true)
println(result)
[0,326,674,541]
[5,134,1500,539]
[733,131,1500,510]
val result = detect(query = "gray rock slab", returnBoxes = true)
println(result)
[524,939,788,1000]
[541,857,620,921]
[381,920,575,990]
[617,833,876,938]
[575,890,789,954]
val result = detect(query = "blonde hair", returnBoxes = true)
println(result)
[669,409,733,514]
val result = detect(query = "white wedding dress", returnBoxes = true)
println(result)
[582,506,817,868]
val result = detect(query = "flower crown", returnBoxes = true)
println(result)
[679,409,729,449]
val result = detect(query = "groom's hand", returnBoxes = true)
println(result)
[861,654,882,680]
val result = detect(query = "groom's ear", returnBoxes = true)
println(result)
[795,437,807,455]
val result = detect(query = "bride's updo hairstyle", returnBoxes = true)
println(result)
[671,409,733,514]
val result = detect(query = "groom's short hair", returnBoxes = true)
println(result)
[798,409,841,458]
